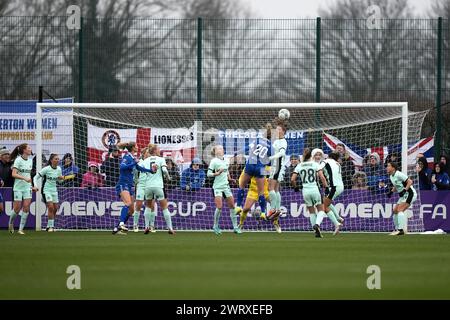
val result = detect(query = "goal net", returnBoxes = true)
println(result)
[35,102,428,232]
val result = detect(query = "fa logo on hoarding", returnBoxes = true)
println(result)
[102,130,121,149]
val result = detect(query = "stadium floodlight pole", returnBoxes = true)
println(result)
[35,104,43,231]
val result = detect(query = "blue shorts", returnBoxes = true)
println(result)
[115,184,135,197]
[244,163,266,179]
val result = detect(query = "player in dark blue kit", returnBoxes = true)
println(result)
[112,142,154,235]
[236,123,273,220]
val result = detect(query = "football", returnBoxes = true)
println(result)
[278,108,290,120]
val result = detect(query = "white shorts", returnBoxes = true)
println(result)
[326,185,344,201]
[13,189,32,201]
[135,185,146,201]
[397,189,417,205]
[44,191,59,203]
[145,187,165,201]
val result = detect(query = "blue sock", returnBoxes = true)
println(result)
[237,188,245,207]
[258,195,267,213]
[120,206,129,223]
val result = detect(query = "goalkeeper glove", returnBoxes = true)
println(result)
[294,186,300,192]
[324,187,330,197]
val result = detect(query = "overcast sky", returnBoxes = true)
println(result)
[243,0,437,18]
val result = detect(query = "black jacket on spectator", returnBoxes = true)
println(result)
[339,154,355,190]
[283,164,298,188]
[0,160,13,187]
[417,156,432,191]
[102,155,121,187]
[165,159,181,190]
[439,155,450,176]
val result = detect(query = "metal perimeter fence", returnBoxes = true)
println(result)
[0,17,449,156]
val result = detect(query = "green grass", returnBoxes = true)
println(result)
[0,231,450,299]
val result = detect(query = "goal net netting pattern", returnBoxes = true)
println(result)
[36,103,428,232]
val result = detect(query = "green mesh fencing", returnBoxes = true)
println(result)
[0,17,448,151]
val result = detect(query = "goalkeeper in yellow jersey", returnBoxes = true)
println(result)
[238,167,281,233]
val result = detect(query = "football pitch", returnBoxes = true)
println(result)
[1,231,449,300]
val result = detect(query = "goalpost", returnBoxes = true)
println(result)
[35,102,427,232]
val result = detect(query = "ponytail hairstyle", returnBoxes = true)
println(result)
[140,147,149,159]
[302,148,312,162]
[118,141,136,152]
[265,122,273,140]
[10,143,29,162]
[47,153,59,167]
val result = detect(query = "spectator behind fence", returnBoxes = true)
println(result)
[81,162,104,189]
[439,154,450,176]
[180,157,205,192]
[101,145,121,187]
[0,148,14,187]
[363,152,383,189]
[283,154,300,187]
[228,155,245,188]
[165,157,180,189]
[430,162,450,191]
[352,171,368,190]
[335,143,355,190]
[384,152,401,168]
[60,153,80,187]
[416,156,432,190]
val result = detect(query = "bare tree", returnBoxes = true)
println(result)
[0,0,14,14]
[317,0,422,103]
[158,0,273,103]
[0,1,67,99]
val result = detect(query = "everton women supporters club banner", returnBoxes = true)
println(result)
[0,98,74,157]
[0,189,448,232]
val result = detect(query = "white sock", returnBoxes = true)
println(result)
[397,211,406,230]
[316,211,325,226]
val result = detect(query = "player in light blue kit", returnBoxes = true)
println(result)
[9,143,38,235]
[33,154,64,232]
[267,120,288,221]
[112,142,153,235]
[133,147,151,232]
[207,145,241,235]
[141,144,174,234]
[386,161,417,236]
[236,123,273,220]
[291,148,329,238]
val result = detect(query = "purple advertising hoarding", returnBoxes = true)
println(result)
[0,188,448,232]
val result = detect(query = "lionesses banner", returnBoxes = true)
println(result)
[0,98,74,157]
[87,123,198,165]
[0,189,448,232]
